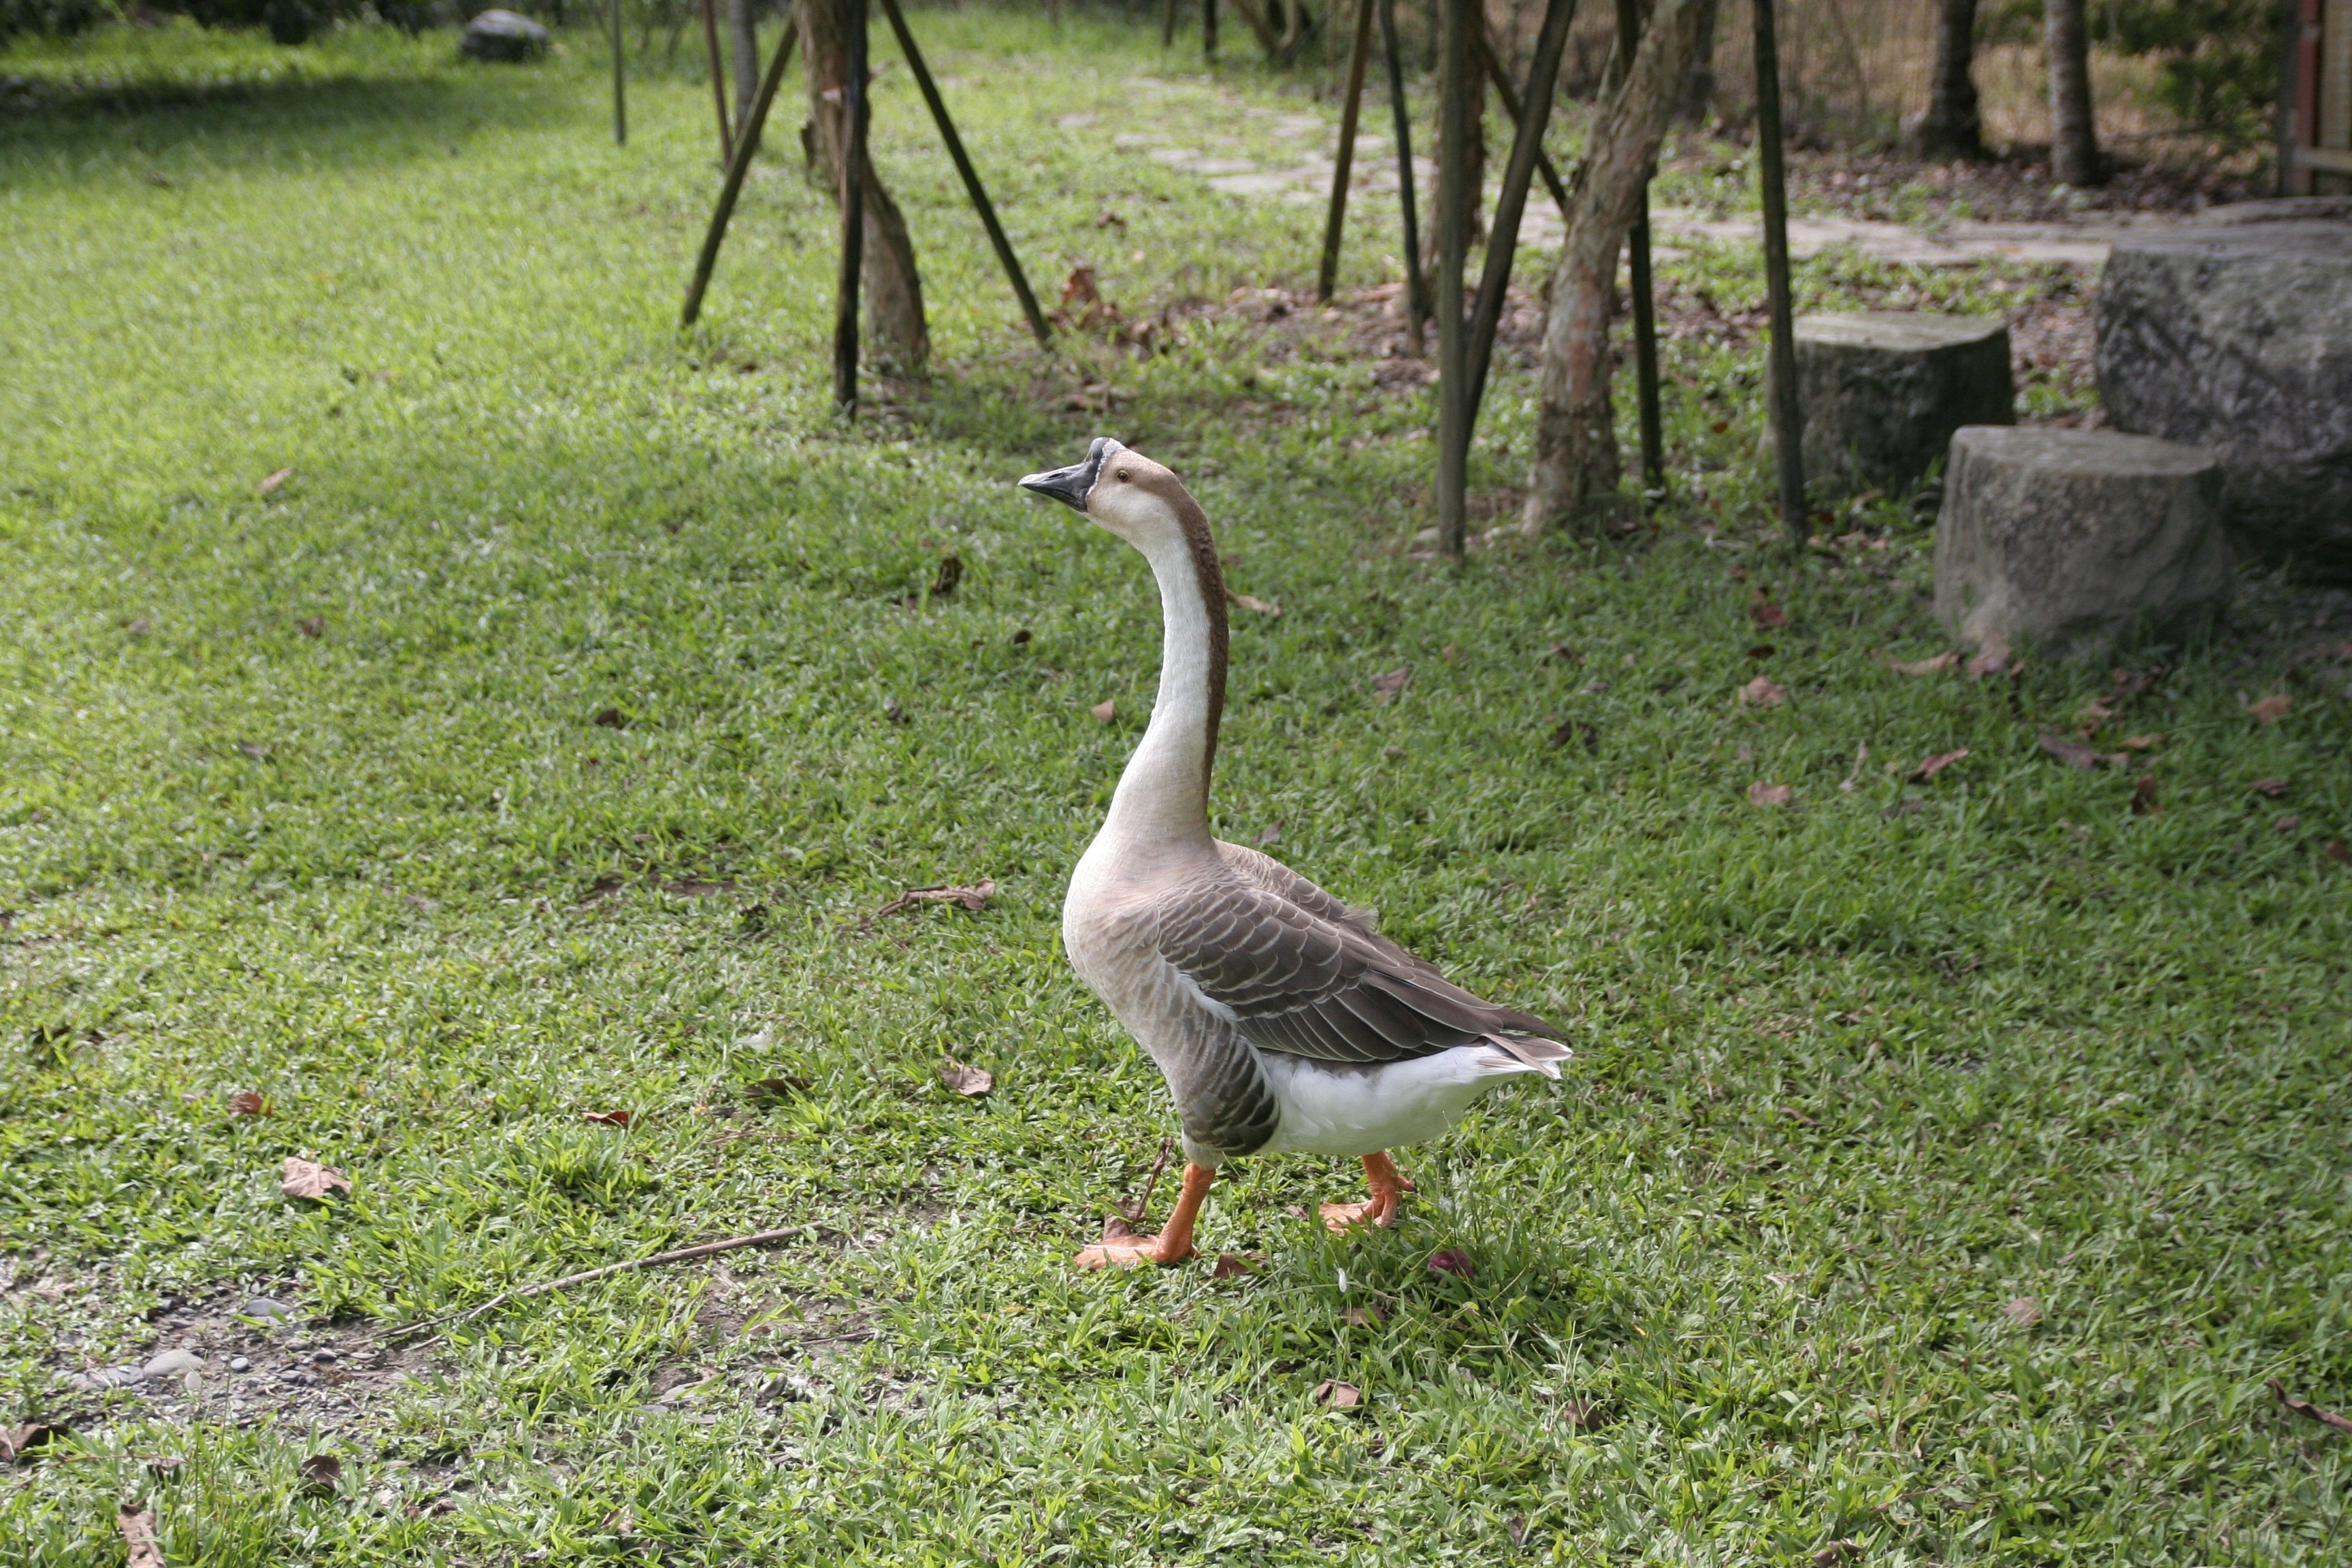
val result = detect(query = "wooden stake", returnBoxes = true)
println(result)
[610,0,627,146]
[1205,0,1218,58]
[1752,0,1806,545]
[701,0,734,167]
[1613,0,1664,500]
[1463,0,1576,429]
[1377,0,1426,355]
[877,0,1052,347]
[1317,0,1377,302]
[836,0,870,416]
[1435,0,1471,556]
[1469,22,1571,220]
[680,21,799,327]
[1164,0,1179,46]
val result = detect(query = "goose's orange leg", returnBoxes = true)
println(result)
[1320,1151,1409,1232]
[1076,1161,1215,1269]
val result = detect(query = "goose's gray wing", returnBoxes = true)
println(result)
[1154,872,1566,1069]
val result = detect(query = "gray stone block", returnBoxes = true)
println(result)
[2096,201,2352,581]
[1795,312,2014,495]
[461,9,551,62]
[1933,426,2230,662]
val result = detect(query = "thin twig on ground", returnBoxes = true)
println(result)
[1116,1136,1174,1226]
[382,1226,813,1345]
[2272,1378,2352,1435]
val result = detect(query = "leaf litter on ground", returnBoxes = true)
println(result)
[280,1157,350,1200]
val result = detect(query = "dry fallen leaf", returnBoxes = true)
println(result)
[1748,591,1787,629]
[742,1075,811,1105]
[297,615,325,639]
[591,706,630,729]
[1090,698,1117,723]
[1556,1398,1599,1431]
[298,1452,342,1491]
[2121,734,2163,751]
[2270,1377,2352,1435]
[1551,717,1599,751]
[2275,815,2301,834]
[2076,696,2119,731]
[1254,823,1281,845]
[1748,781,1793,808]
[1507,1515,1529,1548]
[1341,1303,1385,1327]
[1,1422,67,1463]
[2249,693,2293,724]
[938,1060,994,1097]
[280,1157,351,1201]
[1893,651,1958,676]
[2324,840,2349,865]
[1426,1248,1475,1280]
[119,1507,165,1568]
[1746,644,1776,660]
[875,881,996,918]
[2038,732,2105,770]
[1737,676,1787,708]
[2131,774,2160,817]
[226,1091,268,1117]
[1813,1542,1863,1567]
[581,1111,634,1128]
[1311,1378,1363,1410]
[2249,779,2289,799]
[142,1453,185,1476]
[1371,666,1411,700]
[1211,1252,1254,1278]
[2004,1296,2042,1327]
[927,555,962,600]
[1228,591,1282,617]
[1909,749,1969,783]
[258,467,294,496]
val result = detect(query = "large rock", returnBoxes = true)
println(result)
[2096,201,2352,581]
[461,9,551,62]
[1795,312,2013,494]
[1933,426,2230,661]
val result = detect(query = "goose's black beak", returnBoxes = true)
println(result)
[1017,437,1123,513]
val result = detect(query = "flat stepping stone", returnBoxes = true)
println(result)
[1933,426,2230,662]
[459,9,550,63]
[2097,199,2352,582]
[1795,312,2014,493]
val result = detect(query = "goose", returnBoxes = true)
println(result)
[1018,438,1570,1269]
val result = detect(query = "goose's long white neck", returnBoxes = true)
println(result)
[1100,524,1224,852]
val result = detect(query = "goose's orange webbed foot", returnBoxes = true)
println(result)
[1075,1161,1214,1270]
[1320,1151,1409,1232]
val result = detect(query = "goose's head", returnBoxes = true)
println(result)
[1017,438,1200,557]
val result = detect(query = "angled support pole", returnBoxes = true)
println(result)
[610,0,627,146]
[1613,0,1665,500]
[1435,0,1471,557]
[1376,0,1426,355]
[680,20,798,328]
[1463,0,1576,430]
[1317,0,1377,302]
[835,0,870,416]
[701,0,735,166]
[878,0,1054,347]
[1469,20,1571,220]
[1752,0,1806,545]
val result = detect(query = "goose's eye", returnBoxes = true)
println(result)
[1117,470,1132,483]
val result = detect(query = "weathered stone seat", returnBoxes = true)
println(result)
[2097,200,2352,582]
[1795,312,2013,494]
[1933,426,2230,662]
[461,10,551,63]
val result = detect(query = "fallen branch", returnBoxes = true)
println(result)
[1117,1136,1174,1226]
[382,1226,812,1345]
[2271,1377,2352,1436]
[873,880,996,919]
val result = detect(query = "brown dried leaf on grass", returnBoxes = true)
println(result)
[1426,1248,1475,1280]
[297,615,325,639]
[2250,779,2289,799]
[938,1061,994,1097]
[875,881,996,918]
[1748,591,1786,629]
[1211,1252,1255,1278]
[2131,774,2160,816]
[1909,749,1969,783]
[2038,732,2116,770]
[2249,693,2294,724]
[2121,734,2164,751]
[298,1453,342,1492]
[1227,590,1282,617]
[1813,1543,1863,1567]
[1963,632,2014,679]
[603,1506,639,1539]
[226,1091,268,1117]
[119,1508,165,1568]
[1737,676,1786,708]
[1090,698,1117,723]
[1341,1303,1385,1327]
[1893,652,1958,676]
[258,467,294,496]
[1311,1378,1363,1410]
[2,1422,68,1463]
[280,1157,350,1201]
[2269,1377,2352,1435]
[1748,782,1793,808]
[1371,666,1411,700]
[2325,840,2349,865]
[581,1111,634,1127]
[2004,1296,2042,1327]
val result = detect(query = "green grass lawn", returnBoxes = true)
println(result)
[4,11,2350,1565]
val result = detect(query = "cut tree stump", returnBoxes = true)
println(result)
[2097,201,2352,583]
[1933,426,2230,662]
[1794,312,2012,494]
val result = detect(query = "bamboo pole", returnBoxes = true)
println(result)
[701,0,735,166]
[1612,0,1664,500]
[1377,0,1426,355]
[877,0,1053,346]
[1435,0,1471,556]
[1469,23,1570,219]
[680,21,799,327]
[610,0,627,146]
[1752,0,1806,544]
[836,0,870,416]
[1316,0,1377,302]
[1463,0,1576,429]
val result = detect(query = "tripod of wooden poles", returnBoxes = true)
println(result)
[1311,0,1807,551]
[678,0,1054,417]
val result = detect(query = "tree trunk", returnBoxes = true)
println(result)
[726,0,762,144]
[1522,0,1707,534]
[1419,61,1485,297]
[1676,0,1718,122]
[1915,0,1982,158]
[800,0,928,370]
[2044,0,2102,185]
